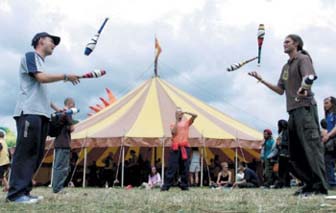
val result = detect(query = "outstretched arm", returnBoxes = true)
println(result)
[50,102,62,112]
[248,71,284,95]
[34,72,80,85]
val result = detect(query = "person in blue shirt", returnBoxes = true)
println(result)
[260,129,278,187]
[322,96,336,188]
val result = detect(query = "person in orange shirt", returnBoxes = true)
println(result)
[161,107,197,191]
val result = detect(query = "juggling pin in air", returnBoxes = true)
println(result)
[79,69,106,79]
[84,18,109,56]
[226,57,258,72]
[257,24,265,66]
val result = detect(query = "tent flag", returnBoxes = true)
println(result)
[155,37,162,61]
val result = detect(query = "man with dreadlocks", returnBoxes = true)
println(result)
[248,34,328,195]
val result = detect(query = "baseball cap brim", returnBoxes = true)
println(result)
[48,34,61,46]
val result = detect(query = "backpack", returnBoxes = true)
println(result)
[48,113,70,137]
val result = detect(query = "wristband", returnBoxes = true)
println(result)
[64,74,69,81]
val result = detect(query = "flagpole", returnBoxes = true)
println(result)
[154,59,158,77]
[154,37,162,77]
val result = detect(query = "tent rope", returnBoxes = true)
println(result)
[69,134,88,185]
[112,140,124,187]
[236,139,247,163]
[116,62,153,98]
[32,139,54,180]
[160,61,276,129]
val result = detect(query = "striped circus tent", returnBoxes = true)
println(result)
[38,77,263,186]
[71,77,262,148]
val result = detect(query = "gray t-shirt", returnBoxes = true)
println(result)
[277,52,317,112]
[14,51,51,118]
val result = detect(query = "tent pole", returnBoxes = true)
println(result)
[200,146,203,187]
[50,148,56,187]
[161,138,165,185]
[82,147,87,188]
[121,140,125,188]
[235,146,238,182]
[155,147,157,163]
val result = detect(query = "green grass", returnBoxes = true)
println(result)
[1,187,336,212]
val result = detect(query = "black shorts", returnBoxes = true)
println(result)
[0,164,9,178]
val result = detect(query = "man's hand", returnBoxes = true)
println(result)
[248,71,263,81]
[65,74,80,85]
[296,87,308,97]
[322,134,330,143]
[276,137,281,145]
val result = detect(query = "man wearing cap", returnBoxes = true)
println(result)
[7,32,79,204]
[161,107,197,191]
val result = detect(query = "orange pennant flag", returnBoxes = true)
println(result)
[99,97,110,107]
[155,37,162,61]
[106,88,116,104]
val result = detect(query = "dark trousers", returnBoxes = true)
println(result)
[325,152,336,187]
[162,147,191,190]
[237,182,258,188]
[103,169,114,187]
[288,106,328,192]
[278,155,291,187]
[7,115,49,200]
[52,148,70,193]
[264,159,275,186]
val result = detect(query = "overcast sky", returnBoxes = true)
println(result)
[0,0,335,134]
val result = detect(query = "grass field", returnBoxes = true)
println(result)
[1,187,336,212]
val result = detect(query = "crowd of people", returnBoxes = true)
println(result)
[79,96,336,191]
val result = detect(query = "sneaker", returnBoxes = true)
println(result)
[259,186,269,189]
[28,194,44,201]
[11,195,38,204]
[160,187,169,191]
[293,185,313,196]
[54,189,67,194]
[313,188,328,195]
